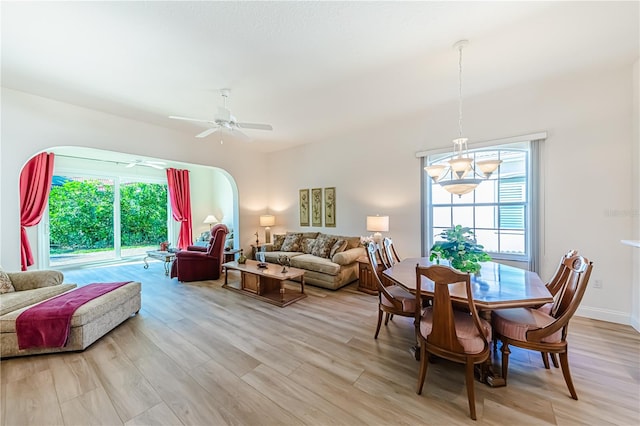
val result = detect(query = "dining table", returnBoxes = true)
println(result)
[382,257,553,387]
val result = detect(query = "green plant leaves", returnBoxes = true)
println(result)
[429,225,491,273]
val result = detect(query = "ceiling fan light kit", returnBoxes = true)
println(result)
[169,89,273,142]
[424,40,501,197]
[125,159,166,170]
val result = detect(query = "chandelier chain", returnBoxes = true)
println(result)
[458,44,464,139]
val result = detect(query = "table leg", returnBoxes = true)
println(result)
[143,256,150,269]
[478,309,506,387]
[280,281,285,303]
[163,259,170,276]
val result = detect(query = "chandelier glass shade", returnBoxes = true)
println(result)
[424,40,501,197]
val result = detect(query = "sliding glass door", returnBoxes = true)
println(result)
[47,174,167,267]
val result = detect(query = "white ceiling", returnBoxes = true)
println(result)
[2,1,638,153]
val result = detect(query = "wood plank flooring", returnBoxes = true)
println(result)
[1,260,639,425]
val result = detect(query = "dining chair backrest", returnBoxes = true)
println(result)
[366,242,402,309]
[547,249,578,296]
[415,264,488,354]
[381,237,401,268]
[527,255,592,342]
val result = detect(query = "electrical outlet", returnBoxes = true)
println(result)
[593,279,603,289]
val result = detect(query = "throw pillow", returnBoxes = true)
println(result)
[330,239,347,258]
[311,234,338,259]
[0,268,15,294]
[302,238,316,254]
[281,233,303,252]
[272,234,286,251]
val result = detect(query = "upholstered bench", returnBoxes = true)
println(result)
[0,281,141,358]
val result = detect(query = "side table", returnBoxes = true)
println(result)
[223,248,242,263]
[144,250,176,276]
[357,257,380,295]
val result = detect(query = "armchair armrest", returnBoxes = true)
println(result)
[332,247,366,265]
[7,270,64,291]
[186,245,208,252]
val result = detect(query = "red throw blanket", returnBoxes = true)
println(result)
[16,282,130,350]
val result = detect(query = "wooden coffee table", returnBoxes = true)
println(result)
[222,260,306,307]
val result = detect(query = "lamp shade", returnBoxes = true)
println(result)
[259,214,275,227]
[366,215,389,232]
[203,215,218,225]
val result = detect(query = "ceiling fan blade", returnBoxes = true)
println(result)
[237,122,273,131]
[169,115,215,124]
[147,163,165,170]
[125,163,135,168]
[195,127,219,138]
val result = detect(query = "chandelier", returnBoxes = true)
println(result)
[424,40,501,196]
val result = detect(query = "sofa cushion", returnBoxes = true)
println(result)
[301,232,320,239]
[0,282,141,333]
[0,269,15,294]
[290,254,341,276]
[302,238,316,254]
[333,235,361,250]
[263,251,304,264]
[330,239,347,258]
[7,270,64,291]
[281,233,303,252]
[272,234,286,251]
[311,234,337,259]
[0,283,77,316]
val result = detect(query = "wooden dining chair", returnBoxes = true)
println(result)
[415,264,492,420]
[366,242,415,339]
[380,237,402,269]
[492,255,593,400]
[539,249,578,368]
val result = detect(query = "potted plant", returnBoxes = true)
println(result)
[429,225,491,274]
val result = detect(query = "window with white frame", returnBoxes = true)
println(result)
[424,141,532,262]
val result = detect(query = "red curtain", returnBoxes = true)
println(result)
[19,152,55,271]
[166,168,193,250]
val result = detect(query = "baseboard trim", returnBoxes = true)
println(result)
[576,306,632,326]
[631,314,640,333]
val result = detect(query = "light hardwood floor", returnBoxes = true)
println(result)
[1,260,639,425]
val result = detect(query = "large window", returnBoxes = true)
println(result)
[424,141,533,263]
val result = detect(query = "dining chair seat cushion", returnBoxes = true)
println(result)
[381,285,416,312]
[492,307,561,343]
[536,302,553,315]
[420,307,492,354]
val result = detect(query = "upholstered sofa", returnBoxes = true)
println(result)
[0,267,141,358]
[258,231,365,290]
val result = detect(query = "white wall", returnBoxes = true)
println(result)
[2,61,637,327]
[189,167,235,235]
[0,88,269,270]
[266,63,638,326]
[631,59,639,332]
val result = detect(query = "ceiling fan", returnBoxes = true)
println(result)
[125,159,166,170]
[169,88,273,140]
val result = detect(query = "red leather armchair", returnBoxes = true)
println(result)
[170,224,229,282]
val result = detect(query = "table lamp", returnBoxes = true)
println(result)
[203,214,218,230]
[366,215,389,244]
[260,214,275,243]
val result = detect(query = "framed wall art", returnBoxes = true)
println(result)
[324,187,336,227]
[299,189,310,226]
[311,188,322,227]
